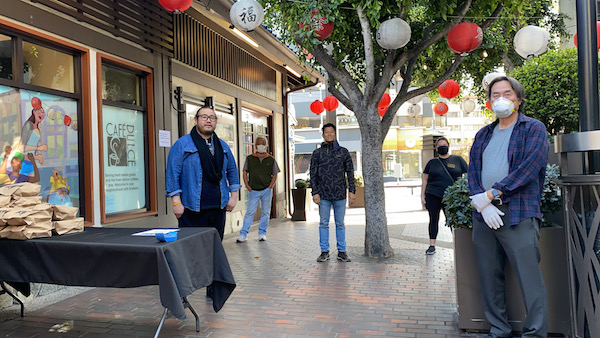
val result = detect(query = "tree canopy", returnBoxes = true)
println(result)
[511,48,579,136]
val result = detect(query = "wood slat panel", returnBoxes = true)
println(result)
[33,0,173,56]
[174,13,276,101]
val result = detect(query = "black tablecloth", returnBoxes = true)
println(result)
[0,227,236,320]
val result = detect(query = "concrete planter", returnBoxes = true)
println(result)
[454,226,570,335]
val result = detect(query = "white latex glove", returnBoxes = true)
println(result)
[470,192,492,213]
[480,204,505,230]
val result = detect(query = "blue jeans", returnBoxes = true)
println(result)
[318,199,347,252]
[240,188,273,236]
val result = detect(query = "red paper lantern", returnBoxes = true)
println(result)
[379,93,391,107]
[434,102,449,116]
[158,0,193,12]
[447,22,483,54]
[64,115,72,126]
[323,96,339,111]
[300,11,334,41]
[574,22,600,49]
[485,100,492,110]
[31,97,42,109]
[438,80,460,99]
[378,105,387,117]
[310,100,324,115]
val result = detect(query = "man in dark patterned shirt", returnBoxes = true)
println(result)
[468,76,549,338]
[310,123,355,263]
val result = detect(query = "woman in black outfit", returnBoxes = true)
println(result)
[421,137,468,255]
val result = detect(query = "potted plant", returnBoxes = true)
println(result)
[443,165,570,335]
[291,178,309,221]
[349,174,365,208]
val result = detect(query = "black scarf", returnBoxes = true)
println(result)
[190,127,223,184]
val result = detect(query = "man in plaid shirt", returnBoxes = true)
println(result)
[468,76,549,338]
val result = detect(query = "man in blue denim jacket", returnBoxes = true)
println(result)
[166,106,241,240]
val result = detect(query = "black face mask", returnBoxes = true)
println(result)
[437,146,449,155]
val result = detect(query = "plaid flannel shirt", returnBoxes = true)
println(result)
[468,113,549,226]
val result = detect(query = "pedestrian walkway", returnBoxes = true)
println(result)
[0,187,485,337]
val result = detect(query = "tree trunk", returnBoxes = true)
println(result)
[359,110,394,258]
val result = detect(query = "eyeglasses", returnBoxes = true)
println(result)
[196,114,217,121]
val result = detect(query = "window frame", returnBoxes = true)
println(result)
[0,19,92,224]
[97,53,156,224]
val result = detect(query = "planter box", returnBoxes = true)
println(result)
[349,186,364,208]
[454,227,570,335]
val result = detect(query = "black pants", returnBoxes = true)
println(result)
[178,208,226,241]
[425,193,446,240]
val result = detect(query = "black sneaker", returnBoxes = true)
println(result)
[337,252,351,262]
[316,252,330,262]
[425,246,436,255]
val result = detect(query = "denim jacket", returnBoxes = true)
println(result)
[165,134,241,211]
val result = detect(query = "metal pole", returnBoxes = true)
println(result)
[575,0,599,173]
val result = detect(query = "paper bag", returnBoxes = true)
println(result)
[0,185,20,196]
[3,207,52,226]
[0,222,53,240]
[0,195,10,207]
[10,182,41,197]
[10,195,42,207]
[51,205,79,220]
[53,217,84,235]
[0,207,12,226]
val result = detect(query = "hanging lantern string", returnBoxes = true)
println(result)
[447,15,547,19]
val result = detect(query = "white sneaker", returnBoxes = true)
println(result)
[258,234,267,241]
[236,235,247,243]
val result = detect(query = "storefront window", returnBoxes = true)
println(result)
[184,102,236,153]
[102,106,146,214]
[22,41,74,93]
[241,108,269,200]
[101,62,149,216]
[0,35,12,80]
[0,85,80,211]
[101,64,140,105]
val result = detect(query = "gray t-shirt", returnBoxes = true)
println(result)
[481,122,516,190]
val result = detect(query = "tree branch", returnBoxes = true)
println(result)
[393,0,473,69]
[328,83,353,112]
[301,39,362,100]
[481,4,504,30]
[357,6,376,96]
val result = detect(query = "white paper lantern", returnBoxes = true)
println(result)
[514,25,550,59]
[230,0,264,32]
[405,138,417,148]
[482,72,504,93]
[376,18,411,50]
[407,104,421,117]
[407,87,424,104]
[461,99,476,113]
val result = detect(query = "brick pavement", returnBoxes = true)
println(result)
[0,187,488,337]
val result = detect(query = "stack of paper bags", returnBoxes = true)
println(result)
[51,204,83,235]
[0,183,83,239]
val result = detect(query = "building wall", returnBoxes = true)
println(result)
[0,0,298,234]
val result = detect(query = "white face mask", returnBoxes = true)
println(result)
[491,97,515,118]
[256,145,267,153]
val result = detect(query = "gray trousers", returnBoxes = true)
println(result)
[472,204,548,337]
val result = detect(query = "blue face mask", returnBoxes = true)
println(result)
[491,97,515,118]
